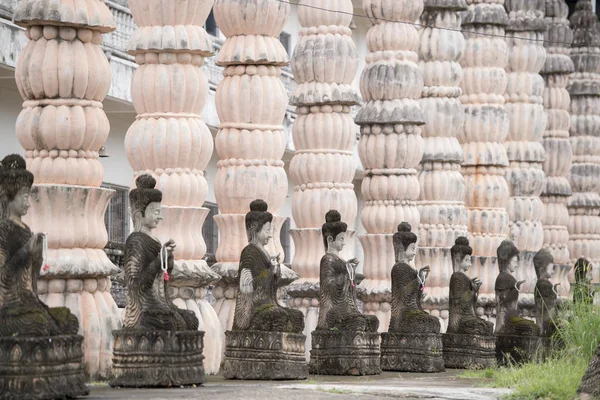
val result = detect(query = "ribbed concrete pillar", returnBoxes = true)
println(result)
[416,0,469,330]
[459,0,510,322]
[356,0,425,331]
[287,0,360,358]
[13,0,119,379]
[503,0,548,308]
[567,0,600,284]
[541,0,574,298]
[211,0,291,332]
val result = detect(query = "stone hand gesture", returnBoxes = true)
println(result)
[516,280,526,291]
[552,282,561,295]
[418,265,430,283]
[162,239,176,255]
[471,277,483,291]
[347,258,359,270]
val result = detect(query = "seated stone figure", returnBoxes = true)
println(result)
[382,222,443,372]
[122,174,198,331]
[494,240,540,336]
[111,174,204,388]
[224,199,307,380]
[447,237,494,336]
[0,154,87,398]
[389,222,440,333]
[573,257,594,305]
[533,249,559,337]
[309,210,380,376]
[233,199,304,333]
[317,210,378,333]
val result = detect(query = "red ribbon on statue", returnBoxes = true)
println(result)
[421,284,425,293]
[43,264,50,272]
[164,271,170,281]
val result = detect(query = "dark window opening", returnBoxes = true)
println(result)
[280,217,291,264]
[279,31,291,56]
[205,10,219,37]
[102,183,130,244]
[202,202,219,265]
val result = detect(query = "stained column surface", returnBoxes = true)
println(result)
[356,0,426,331]
[567,0,600,284]
[416,0,469,330]
[541,0,574,297]
[13,0,120,379]
[459,0,511,321]
[211,0,291,332]
[286,0,360,358]
[124,0,223,374]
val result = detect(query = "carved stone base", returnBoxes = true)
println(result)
[222,330,308,380]
[381,332,444,372]
[495,335,549,365]
[309,330,381,376]
[0,335,88,400]
[110,330,205,387]
[442,333,496,369]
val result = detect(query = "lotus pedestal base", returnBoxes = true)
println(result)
[222,330,308,380]
[442,333,496,369]
[381,332,444,372]
[309,330,381,376]
[110,330,205,387]
[496,334,548,365]
[0,335,88,400]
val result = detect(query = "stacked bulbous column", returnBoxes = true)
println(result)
[287,0,359,353]
[540,0,574,297]
[417,0,469,329]
[212,0,290,331]
[13,0,120,379]
[503,0,547,304]
[123,0,223,374]
[356,0,425,331]
[568,0,600,284]
[459,0,510,317]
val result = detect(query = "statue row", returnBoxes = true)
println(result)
[0,155,596,393]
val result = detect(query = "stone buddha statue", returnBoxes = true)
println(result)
[573,257,594,305]
[389,222,440,334]
[447,237,494,336]
[0,154,78,337]
[494,240,540,336]
[533,249,559,337]
[317,210,378,332]
[122,174,198,331]
[232,199,304,333]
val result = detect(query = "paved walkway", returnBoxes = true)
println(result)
[89,371,511,399]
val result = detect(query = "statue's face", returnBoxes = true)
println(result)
[8,187,31,217]
[328,232,346,252]
[508,255,518,273]
[257,222,272,246]
[142,202,163,230]
[405,242,416,262]
[457,254,472,272]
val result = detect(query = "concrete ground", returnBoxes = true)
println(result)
[88,370,512,400]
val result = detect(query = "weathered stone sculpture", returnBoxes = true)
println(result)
[0,154,88,399]
[578,342,600,399]
[567,0,600,285]
[459,0,511,321]
[417,0,469,330]
[110,175,205,388]
[540,0,574,298]
[494,240,543,364]
[573,257,595,304]
[13,0,120,379]
[310,210,380,376]
[533,249,559,337]
[356,0,426,332]
[124,0,223,374]
[223,199,307,380]
[212,0,291,335]
[381,222,444,372]
[443,237,495,369]
[288,0,359,359]
[503,0,548,308]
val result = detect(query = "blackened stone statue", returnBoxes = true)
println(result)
[533,249,559,338]
[309,210,380,376]
[495,240,543,365]
[573,257,595,305]
[579,342,600,399]
[442,237,496,369]
[381,222,444,372]
[0,154,88,399]
[223,199,308,380]
[110,174,204,388]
